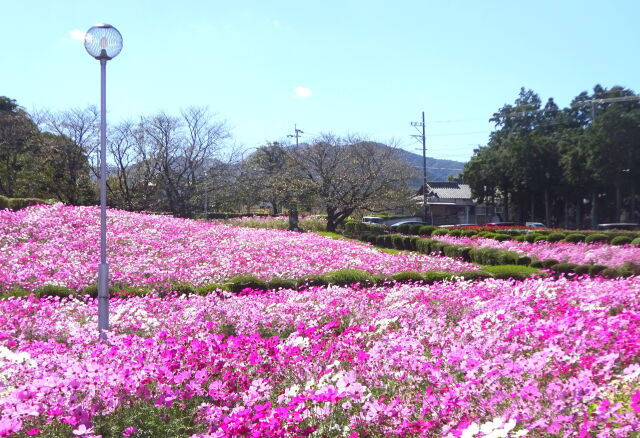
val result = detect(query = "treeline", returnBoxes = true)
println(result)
[462,85,640,228]
[0,96,415,230]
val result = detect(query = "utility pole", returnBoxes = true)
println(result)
[287,124,304,147]
[203,170,208,221]
[411,112,429,223]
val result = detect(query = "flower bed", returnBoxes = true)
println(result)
[0,205,476,292]
[1,276,639,436]
[221,215,327,231]
[430,234,640,267]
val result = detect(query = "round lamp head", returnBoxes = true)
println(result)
[84,24,123,60]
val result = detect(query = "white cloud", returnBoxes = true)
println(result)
[294,86,313,98]
[69,29,86,41]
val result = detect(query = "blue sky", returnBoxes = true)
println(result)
[2,0,639,163]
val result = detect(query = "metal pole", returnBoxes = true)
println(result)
[98,59,109,340]
[421,111,428,224]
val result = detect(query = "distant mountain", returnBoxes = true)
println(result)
[394,148,466,189]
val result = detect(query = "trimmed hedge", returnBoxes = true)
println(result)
[564,233,586,243]
[611,236,633,246]
[482,265,540,280]
[585,233,609,244]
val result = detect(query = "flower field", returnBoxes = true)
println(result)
[1,277,640,437]
[0,205,475,292]
[1,205,640,437]
[430,234,640,267]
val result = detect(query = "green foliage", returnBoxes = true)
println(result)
[324,269,375,286]
[611,235,633,246]
[461,229,478,237]
[550,262,579,274]
[529,260,544,268]
[226,275,267,292]
[540,258,560,269]
[573,265,591,275]
[1,288,32,300]
[483,265,540,280]
[547,232,566,242]
[493,233,511,241]
[258,324,296,339]
[524,233,540,243]
[296,274,330,287]
[448,229,463,237]
[517,255,532,266]
[431,228,449,236]
[194,283,227,295]
[33,284,75,298]
[266,278,298,290]
[632,237,640,246]
[390,233,406,249]
[585,233,609,244]
[533,235,548,242]
[407,224,424,235]
[457,270,495,281]
[168,282,197,296]
[423,271,455,284]
[588,264,608,276]
[417,225,436,236]
[564,233,586,243]
[390,271,425,283]
[600,267,622,278]
[513,234,526,242]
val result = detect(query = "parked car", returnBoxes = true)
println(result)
[361,216,384,225]
[389,220,428,229]
[525,222,546,228]
[596,223,640,231]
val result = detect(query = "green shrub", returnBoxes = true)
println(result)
[611,235,633,246]
[343,220,362,236]
[620,261,640,276]
[530,260,544,268]
[390,271,425,283]
[431,228,449,236]
[423,271,455,284]
[33,284,75,298]
[573,265,591,275]
[296,274,330,287]
[461,229,478,237]
[403,236,418,251]
[415,238,434,254]
[469,248,505,265]
[533,235,548,242]
[632,237,640,246]
[226,275,267,292]
[547,232,566,242]
[585,233,609,244]
[1,288,32,299]
[457,270,494,281]
[524,233,540,243]
[390,234,406,249]
[564,233,586,243]
[550,262,578,274]
[448,229,463,237]
[407,224,423,235]
[540,258,560,269]
[493,233,511,242]
[266,278,298,290]
[588,264,607,276]
[513,235,526,242]
[418,225,436,236]
[195,283,227,295]
[483,265,540,280]
[396,223,413,234]
[324,269,375,286]
[8,197,49,211]
[0,195,9,210]
[517,255,532,266]
[169,282,196,295]
[478,231,498,239]
[600,267,622,278]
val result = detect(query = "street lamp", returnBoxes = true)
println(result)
[84,24,123,340]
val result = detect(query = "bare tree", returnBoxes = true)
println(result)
[294,135,416,231]
[144,107,230,217]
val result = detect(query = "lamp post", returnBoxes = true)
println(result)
[84,24,123,340]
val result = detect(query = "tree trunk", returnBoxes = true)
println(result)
[563,197,569,229]
[287,204,300,232]
[615,182,622,223]
[575,198,582,229]
[631,183,637,223]
[326,207,337,232]
[590,192,598,229]
[503,191,509,221]
[544,189,550,227]
[530,194,535,222]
